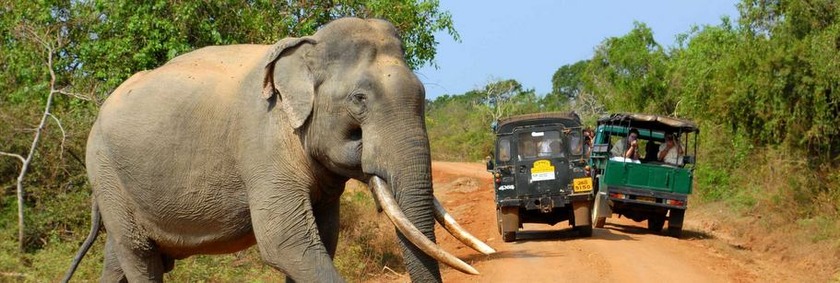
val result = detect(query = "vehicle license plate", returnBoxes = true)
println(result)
[637,196,656,203]
[572,178,592,192]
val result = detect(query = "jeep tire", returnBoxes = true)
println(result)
[667,209,685,238]
[647,212,666,232]
[499,207,519,242]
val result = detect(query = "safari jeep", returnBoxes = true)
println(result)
[589,113,699,237]
[487,112,593,242]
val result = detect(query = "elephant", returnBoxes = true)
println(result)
[61,17,494,283]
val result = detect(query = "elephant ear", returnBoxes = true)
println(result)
[262,37,317,129]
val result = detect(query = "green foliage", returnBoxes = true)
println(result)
[583,22,672,114]
[0,0,458,279]
[426,78,551,161]
[426,93,494,161]
[668,0,840,156]
[73,0,459,93]
[546,60,587,111]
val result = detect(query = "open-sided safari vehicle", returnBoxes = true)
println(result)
[487,112,593,242]
[589,113,699,237]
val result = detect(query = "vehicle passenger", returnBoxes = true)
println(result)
[658,133,684,165]
[538,138,553,157]
[583,128,593,158]
[610,128,640,160]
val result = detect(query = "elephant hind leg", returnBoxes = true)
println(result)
[105,229,165,282]
[101,235,127,283]
[114,238,165,282]
[162,254,175,273]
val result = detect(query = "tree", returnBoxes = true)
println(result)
[670,0,840,156]
[0,0,460,255]
[72,0,460,94]
[583,22,672,114]
[543,60,588,112]
[478,79,523,123]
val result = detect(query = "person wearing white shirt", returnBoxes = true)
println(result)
[610,128,640,160]
[658,133,684,165]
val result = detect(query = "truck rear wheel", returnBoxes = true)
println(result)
[499,207,519,242]
[667,209,685,238]
[647,213,666,232]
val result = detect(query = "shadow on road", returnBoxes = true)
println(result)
[603,221,715,240]
[514,228,581,242]
[590,228,635,241]
[453,246,567,263]
[511,226,636,242]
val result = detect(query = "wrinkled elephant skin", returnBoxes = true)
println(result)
[62,18,477,283]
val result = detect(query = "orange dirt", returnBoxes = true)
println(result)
[403,161,822,283]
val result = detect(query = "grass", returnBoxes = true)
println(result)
[0,180,403,282]
[691,137,840,280]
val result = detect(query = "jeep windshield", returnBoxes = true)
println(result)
[516,130,566,160]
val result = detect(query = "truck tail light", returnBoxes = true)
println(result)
[665,199,685,207]
[494,172,501,184]
[584,165,591,177]
[609,193,625,199]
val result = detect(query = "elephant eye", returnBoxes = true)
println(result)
[348,92,368,118]
[351,93,367,105]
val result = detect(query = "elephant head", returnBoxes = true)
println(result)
[262,18,493,281]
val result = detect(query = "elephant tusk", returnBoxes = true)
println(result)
[369,176,480,275]
[432,197,496,255]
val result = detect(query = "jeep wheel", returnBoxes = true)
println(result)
[647,213,666,232]
[502,231,516,242]
[500,207,519,242]
[495,208,502,235]
[573,201,594,237]
[667,209,686,238]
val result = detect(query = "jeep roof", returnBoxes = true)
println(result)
[495,112,582,134]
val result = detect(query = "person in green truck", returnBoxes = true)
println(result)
[658,133,684,166]
[610,128,640,160]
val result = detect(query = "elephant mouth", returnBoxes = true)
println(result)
[368,176,495,275]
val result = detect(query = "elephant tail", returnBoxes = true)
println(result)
[61,200,101,283]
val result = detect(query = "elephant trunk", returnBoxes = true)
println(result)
[387,128,442,282]
[362,118,441,282]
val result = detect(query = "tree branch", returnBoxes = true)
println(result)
[0,152,25,164]
[48,113,67,162]
[8,24,62,251]
[57,88,92,101]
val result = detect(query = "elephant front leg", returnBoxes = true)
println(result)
[314,197,341,259]
[249,191,343,282]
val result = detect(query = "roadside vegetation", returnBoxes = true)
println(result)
[426,1,839,279]
[1,0,838,281]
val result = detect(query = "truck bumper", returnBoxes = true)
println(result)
[498,192,593,212]
[606,186,688,210]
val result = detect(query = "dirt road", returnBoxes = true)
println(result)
[428,161,810,283]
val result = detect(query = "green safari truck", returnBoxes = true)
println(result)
[589,113,699,237]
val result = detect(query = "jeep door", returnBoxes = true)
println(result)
[513,128,570,198]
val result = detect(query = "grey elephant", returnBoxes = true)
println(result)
[62,17,494,283]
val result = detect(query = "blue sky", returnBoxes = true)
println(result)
[415,1,741,99]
